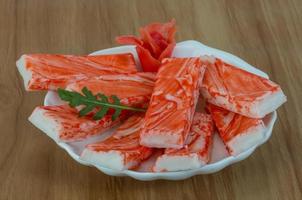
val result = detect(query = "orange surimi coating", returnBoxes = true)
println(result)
[66,72,155,107]
[140,57,205,149]
[113,115,145,139]
[207,103,265,155]
[28,105,129,142]
[17,53,137,91]
[153,113,214,172]
[200,56,286,118]
[81,115,153,170]
[165,113,213,157]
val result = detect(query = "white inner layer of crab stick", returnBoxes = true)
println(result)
[140,57,205,149]
[65,72,155,108]
[81,115,153,170]
[200,56,286,118]
[207,103,265,156]
[153,112,214,172]
[29,105,128,142]
[16,53,137,91]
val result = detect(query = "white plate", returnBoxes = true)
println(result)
[44,40,277,181]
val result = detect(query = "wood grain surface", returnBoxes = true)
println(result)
[0,0,301,199]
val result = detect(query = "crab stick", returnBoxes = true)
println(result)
[17,53,137,91]
[140,57,205,148]
[66,72,155,108]
[29,105,128,142]
[200,56,286,118]
[81,115,153,170]
[153,113,214,172]
[207,103,265,156]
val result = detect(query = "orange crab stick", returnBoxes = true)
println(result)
[16,53,137,91]
[29,105,129,142]
[65,72,155,108]
[81,115,153,170]
[153,112,214,172]
[207,103,265,156]
[140,57,205,149]
[200,56,286,118]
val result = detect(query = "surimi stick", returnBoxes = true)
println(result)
[65,72,155,108]
[140,57,205,148]
[16,53,137,91]
[153,113,214,172]
[29,105,129,142]
[207,103,265,156]
[200,56,286,118]
[81,115,153,170]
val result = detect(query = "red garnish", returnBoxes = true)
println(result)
[116,19,176,72]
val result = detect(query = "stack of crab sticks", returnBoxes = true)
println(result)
[17,20,286,172]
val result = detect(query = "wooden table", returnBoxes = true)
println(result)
[0,0,301,199]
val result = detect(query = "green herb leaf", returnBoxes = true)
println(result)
[111,95,122,121]
[79,105,95,117]
[57,87,146,121]
[82,87,96,99]
[93,106,109,120]
[92,93,110,120]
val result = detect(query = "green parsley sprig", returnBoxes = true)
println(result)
[58,87,146,120]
